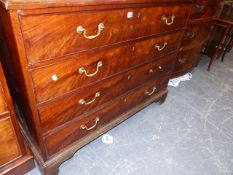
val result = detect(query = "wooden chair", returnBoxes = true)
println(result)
[204,1,233,71]
[221,28,233,62]
[207,18,233,71]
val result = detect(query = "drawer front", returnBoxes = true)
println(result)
[0,117,21,166]
[39,53,176,133]
[181,23,211,50]
[173,47,203,75]
[21,5,190,63]
[44,77,168,156]
[0,83,7,114]
[31,33,183,103]
[189,0,218,19]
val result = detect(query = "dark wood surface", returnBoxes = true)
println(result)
[45,77,169,156]
[0,116,21,165]
[181,23,211,51]
[0,81,8,114]
[0,63,35,175]
[0,9,46,159]
[204,2,233,70]
[39,53,176,135]
[21,89,168,175]
[0,0,192,10]
[171,0,223,77]
[20,5,189,63]
[31,32,183,103]
[189,0,220,20]
[173,46,203,77]
[0,0,222,174]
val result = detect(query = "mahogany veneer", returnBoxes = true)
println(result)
[21,5,189,63]
[0,0,222,174]
[0,63,35,175]
[171,0,223,77]
[31,32,183,102]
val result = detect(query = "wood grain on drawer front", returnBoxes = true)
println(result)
[173,47,203,75]
[21,5,190,63]
[31,32,183,103]
[189,0,218,20]
[0,116,21,166]
[44,77,168,156]
[39,53,176,134]
[181,23,211,51]
[0,83,8,114]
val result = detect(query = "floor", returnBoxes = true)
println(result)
[26,52,233,175]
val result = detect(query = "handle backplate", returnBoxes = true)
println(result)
[179,57,186,64]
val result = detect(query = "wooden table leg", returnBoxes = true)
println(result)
[208,24,231,71]
[221,35,233,62]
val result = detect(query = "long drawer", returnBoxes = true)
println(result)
[173,46,203,76]
[0,116,21,166]
[39,53,176,134]
[189,0,219,20]
[181,23,211,51]
[44,77,168,156]
[21,5,190,63]
[31,32,183,103]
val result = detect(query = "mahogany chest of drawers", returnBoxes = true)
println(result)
[0,0,221,174]
[0,62,34,175]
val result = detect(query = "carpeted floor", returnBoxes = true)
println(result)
[26,52,233,175]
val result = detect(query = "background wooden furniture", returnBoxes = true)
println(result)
[207,19,232,70]
[172,0,223,76]
[204,0,233,70]
[216,1,233,62]
[221,29,233,61]
[0,0,222,175]
[0,63,35,175]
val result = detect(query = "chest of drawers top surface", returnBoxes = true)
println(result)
[1,0,193,10]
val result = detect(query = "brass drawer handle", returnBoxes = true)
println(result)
[161,15,175,26]
[79,92,101,105]
[80,117,100,131]
[179,58,186,64]
[155,42,168,51]
[196,4,205,12]
[187,31,195,39]
[145,87,157,96]
[77,23,105,39]
[79,61,103,77]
